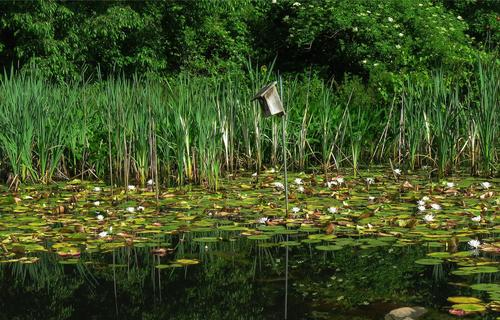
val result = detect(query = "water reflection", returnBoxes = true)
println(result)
[0,240,497,320]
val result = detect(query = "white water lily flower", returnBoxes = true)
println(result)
[457,15,463,20]
[326,180,338,188]
[98,231,108,238]
[421,196,430,202]
[393,168,402,175]
[418,205,426,212]
[291,207,301,213]
[137,206,145,211]
[366,178,375,185]
[398,32,404,37]
[297,186,305,193]
[388,17,394,22]
[328,207,338,214]
[273,182,285,190]
[97,214,104,221]
[468,239,481,249]
[423,214,434,222]
[126,207,135,213]
[446,182,455,188]
[258,217,268,224]
[294,178,303,185]
[93,187,102,192]
[127,185,136,191]
[430,203,442,210]
[93,201,100,206]
[480,182,492,189]
[417,200,425,206]
[147,179,154,186]
[471,216,481,222]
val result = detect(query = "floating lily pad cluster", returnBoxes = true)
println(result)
[0,168,498,314]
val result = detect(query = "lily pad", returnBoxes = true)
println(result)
[415,258,443,265]
[192,237,219,243]
[470,283,500,292]
[426,252,451,258]
[447,296,482,304]
[452,266,498,276]
[315,245,343,251]
[451,303,486,312]
[248,234,272,241]
[174,259,200,266]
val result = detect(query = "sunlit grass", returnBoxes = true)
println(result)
[0,60,497,189]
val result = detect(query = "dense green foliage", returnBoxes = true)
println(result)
[0,1,498,187]
[0,0,498,81]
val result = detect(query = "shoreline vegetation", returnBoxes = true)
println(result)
[0,59,497,190]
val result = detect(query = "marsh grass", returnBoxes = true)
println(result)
[397,62,498,177]
[0,61,497,189]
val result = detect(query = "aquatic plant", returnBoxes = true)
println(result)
[0,60,497,189]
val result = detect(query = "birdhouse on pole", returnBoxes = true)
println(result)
[252,81,285,117]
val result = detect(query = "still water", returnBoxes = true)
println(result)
[0,170,498,319]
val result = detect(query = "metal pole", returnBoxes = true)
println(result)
[280,77,289,216]
[280,76,289,320]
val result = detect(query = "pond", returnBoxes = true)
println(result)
[0,168,498,320]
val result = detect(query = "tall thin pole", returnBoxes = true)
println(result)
[280,76,289,320]
[280,77,289,215]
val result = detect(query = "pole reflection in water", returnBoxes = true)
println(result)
[113,249,119,318]
[284,234,289,320]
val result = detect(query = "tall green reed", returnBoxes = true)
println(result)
[0,60,497,191]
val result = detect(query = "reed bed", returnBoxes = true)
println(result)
[0,61,497,189]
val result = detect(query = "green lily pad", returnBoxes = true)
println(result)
[415,258,443,265]
[248,234,272,241]
[174,259,200,266]
[426,252,451,258]
[452,266,498,276]
[451,303,486,312]
[315,245,344,251]
[447,296,482,304]
[192,237,219,243]
[470,283,500,292]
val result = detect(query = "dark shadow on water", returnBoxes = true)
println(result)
[0,241,496,320]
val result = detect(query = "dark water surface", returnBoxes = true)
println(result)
[0,170,498,319]
[0,241,497,320]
